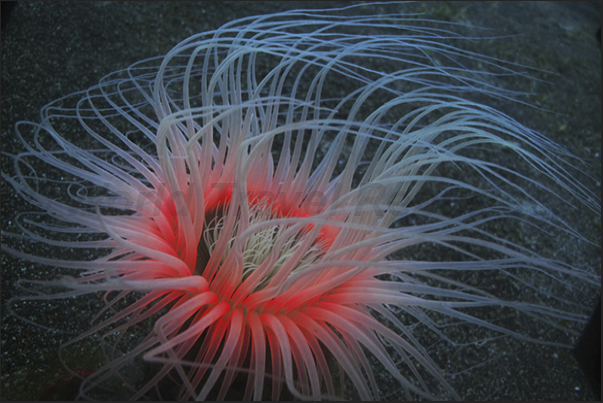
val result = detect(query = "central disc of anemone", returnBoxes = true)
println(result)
[194,199,325,293]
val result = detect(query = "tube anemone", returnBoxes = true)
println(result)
[1,3,600,401]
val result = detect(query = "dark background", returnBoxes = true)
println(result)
[1,2,600,400]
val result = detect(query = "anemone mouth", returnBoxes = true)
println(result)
[195,199,326,294]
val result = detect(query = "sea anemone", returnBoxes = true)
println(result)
[1,3,600,401]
